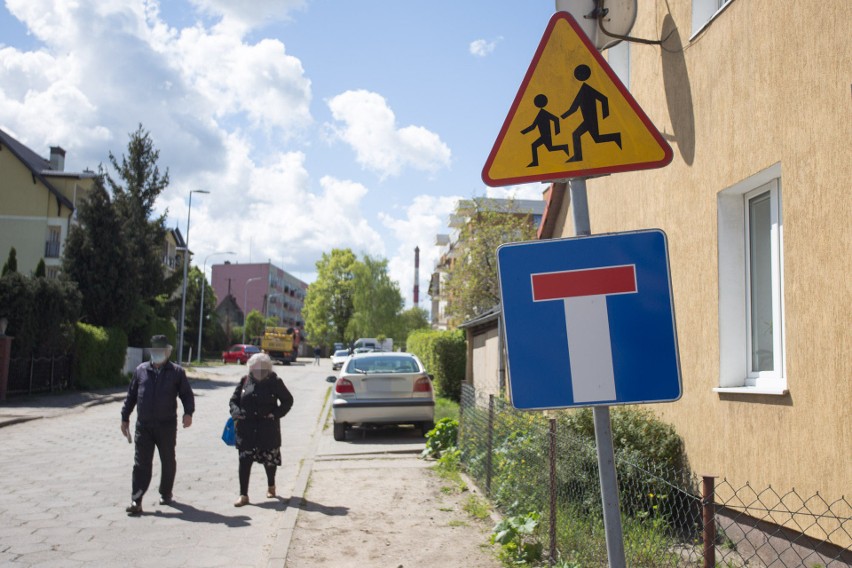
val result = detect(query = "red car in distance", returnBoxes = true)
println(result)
[221,344,261,364]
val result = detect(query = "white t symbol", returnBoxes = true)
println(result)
[531,265,637,403]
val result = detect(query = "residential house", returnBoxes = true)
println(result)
[0,129,96,277]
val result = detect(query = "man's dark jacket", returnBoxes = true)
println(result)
[121,361,195,424]
[229,374,294,451]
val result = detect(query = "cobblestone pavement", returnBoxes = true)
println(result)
[0,360,330,568]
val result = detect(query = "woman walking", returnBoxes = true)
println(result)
[229,353,294,506]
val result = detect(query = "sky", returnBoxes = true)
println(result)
[0,0,556,308]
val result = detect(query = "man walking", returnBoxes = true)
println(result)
[120,335,195,515]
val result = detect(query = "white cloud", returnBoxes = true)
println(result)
[379,195,460,308]
[469,37,502,57]
[0,0,311,172]
[327,90,451,179]
[188,0,306,33]
[485,183,547,201]
[161,138,384,278]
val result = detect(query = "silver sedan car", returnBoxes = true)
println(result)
[328,352,435,441]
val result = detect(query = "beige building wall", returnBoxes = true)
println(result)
[553,0,851,523]
[0,145,92,275]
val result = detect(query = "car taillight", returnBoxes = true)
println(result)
[413,377,432,393]
[335,378,355,394]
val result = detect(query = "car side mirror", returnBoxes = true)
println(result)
[326,376,337,383]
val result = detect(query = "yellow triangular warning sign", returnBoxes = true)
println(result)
[482,12,672,187]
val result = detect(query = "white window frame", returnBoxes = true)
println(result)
[691,0,736,38]
[716,163,787,395]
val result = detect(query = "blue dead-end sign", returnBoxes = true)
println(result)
[497,229,682,410]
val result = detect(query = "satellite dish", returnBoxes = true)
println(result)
[554,0,637,50]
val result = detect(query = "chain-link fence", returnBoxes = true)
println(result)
[5,354,73,396]
[459,384,851,567]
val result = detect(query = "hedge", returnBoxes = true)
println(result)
[407,329,466,401]
[74,323,128,389]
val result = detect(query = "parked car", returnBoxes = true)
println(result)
[352,347,374,354]
[327,352,435,441]
[222,344,261,364]
[330,349,350,371]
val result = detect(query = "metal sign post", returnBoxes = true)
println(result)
[571,177,627,568]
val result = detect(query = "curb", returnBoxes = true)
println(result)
[266,388,334,567]
[0,392,126,429]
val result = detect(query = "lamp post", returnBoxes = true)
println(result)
[242,276,264,344]
[177,189,209,365]
[196,251,235,363]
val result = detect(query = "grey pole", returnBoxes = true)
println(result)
[570,179,626,568]
[177,189,209,365]
[197,251,235,362]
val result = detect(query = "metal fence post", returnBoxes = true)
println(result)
[549,417,558,566]
[28,355,34,395]
[486,394,494,496]
[702,475,717,568]
[50,357,55,392]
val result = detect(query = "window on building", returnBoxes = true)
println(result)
[607,40,630,89]
[717,164,786,394]
[692,0,734,35]
[45,226,61,258]
[46,267,60,279]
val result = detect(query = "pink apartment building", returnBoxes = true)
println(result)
[211,262,307,329]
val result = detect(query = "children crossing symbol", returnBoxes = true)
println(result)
[483,12,673,187]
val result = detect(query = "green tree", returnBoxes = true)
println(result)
[444,198,537,323]
[63,177,138,328]
[34,259,46,278]
[244,309,275,341]
[2,247,17,276]
[393,306,430,350]
[182,266,221,356]
[302,249,358,346]
[106,124,178,343]
[347,256,403,339]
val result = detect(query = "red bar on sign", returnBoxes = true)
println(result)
[531,265,637,301]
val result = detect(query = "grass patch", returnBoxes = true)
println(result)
[439,507,454,512]
[433,450,467,493]
[448,519,469,527]
[435,396,460,422]
[463,494,492,521]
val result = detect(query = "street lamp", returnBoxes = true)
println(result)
[242,276,264,344]
[196,250,236,363]
[177,189,209,365]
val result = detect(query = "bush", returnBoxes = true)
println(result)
[422,417,459,458]
[0,272,81,360]
[407,329,466,401]
[73,323,128,389]
[145,316,176,348]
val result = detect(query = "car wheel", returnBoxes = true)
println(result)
[420,421,436,436]
[333,422,347,442]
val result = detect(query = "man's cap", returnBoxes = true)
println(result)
[150,335,171,348]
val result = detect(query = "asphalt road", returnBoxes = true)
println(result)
[0,360,331,568]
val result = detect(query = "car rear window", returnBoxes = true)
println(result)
[334,350,350,357]
[346,356,420,374]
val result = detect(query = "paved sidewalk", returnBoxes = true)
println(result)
[285,427,501,568]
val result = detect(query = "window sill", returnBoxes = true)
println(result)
[713,386,789,396]
[690,0,736,42]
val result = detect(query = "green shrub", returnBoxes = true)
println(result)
[407,329,466,401]
[422,417,459,458]
[491,511,543,565]
[145,316,176,348]
[74,323,128,389]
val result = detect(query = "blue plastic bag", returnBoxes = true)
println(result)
[222,416,236,446]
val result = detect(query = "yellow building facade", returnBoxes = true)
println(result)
[543,0,850,520]
[0,129,95,277]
